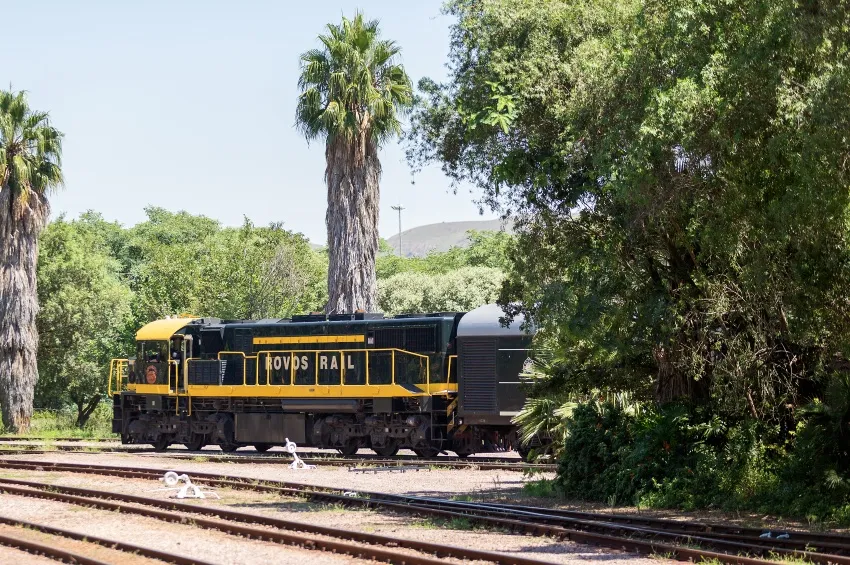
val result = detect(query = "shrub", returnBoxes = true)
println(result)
[550,399,850,524]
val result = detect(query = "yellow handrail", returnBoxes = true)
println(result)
[107,358,129,396]
[447,355,458,384]
[216,351,248,385]
[254,347,431,388]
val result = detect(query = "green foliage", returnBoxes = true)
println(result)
[296,11,412,146]
[522,478,558,498]
[122,208,327,325]
[195,219,327,319]
[33,209,328,417]
[376,230,512,314]
[409,0,850,422]
[378,266,504,315]
[36,217,133,426]
[124,207,220,325]
[376,230,513,278]
[22,405,113,439]
[0,89,64,198]
[550,400,850,523]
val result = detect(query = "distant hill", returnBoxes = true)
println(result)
[386,219,512,257]
[308,219,513,256]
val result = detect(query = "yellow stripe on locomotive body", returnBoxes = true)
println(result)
[124,312,463,399]
[254,335,365,345]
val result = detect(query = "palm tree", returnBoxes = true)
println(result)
[296,12,412,313]
[0,90,63,432]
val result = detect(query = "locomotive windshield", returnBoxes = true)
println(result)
[136,340,168,384]
[138,340,167,362]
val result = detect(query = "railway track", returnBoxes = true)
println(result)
[0,477,556,565]
[0,442,554,472]
[0,514,213,564]
[148,451,555,472]
[0,436,118,442]
[1,459,845,564]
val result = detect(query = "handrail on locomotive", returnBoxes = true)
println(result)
[110,347,442,394]
[107,358,129,396]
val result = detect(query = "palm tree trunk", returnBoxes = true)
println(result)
[324,136,380,314]
[0,187,48,433]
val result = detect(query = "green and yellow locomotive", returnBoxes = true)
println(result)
[109,304,533,457]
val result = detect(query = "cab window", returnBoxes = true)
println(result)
[138,341,168,363]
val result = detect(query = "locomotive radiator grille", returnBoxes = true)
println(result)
[459,338,497,413]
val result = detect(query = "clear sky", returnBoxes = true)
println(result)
[0,1,493,244]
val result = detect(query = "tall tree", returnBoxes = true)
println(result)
[409,0,850,420]
[35,217,132,427]
[0,90,63,432]
[296,12,412,313]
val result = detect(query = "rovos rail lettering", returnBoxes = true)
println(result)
[266,354,356,372]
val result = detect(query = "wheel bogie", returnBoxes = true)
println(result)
[117,395,521,459]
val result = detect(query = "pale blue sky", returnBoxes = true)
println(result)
[1,1,493,244]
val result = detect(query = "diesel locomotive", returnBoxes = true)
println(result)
[109,303,534,457]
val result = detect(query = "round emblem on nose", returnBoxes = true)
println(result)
[146,365,158,384]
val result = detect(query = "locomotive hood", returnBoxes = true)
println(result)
[457,304,534,337]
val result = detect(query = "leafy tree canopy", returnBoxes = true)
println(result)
[378,266,505,315]
[36,216,132,426]
[408,0,850,420]
[377,229,513,278]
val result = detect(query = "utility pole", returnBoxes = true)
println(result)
[391,204,405,257]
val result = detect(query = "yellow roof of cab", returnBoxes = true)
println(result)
[136,318,197,341]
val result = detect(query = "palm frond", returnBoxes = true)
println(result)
[295,12,412,146]
[0,89,64,200]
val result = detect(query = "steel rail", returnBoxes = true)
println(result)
[0,444,553,471]
[9,458,847,551]
[150,452,554,472]
[0,529,111,565]
[0,438,557,471]
[0,515,213,565]
[0,479,550,565]
[0,465,826,565]
[458,499,850,548]
[0,436,118,442]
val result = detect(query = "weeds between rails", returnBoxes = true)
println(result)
[0,460,845,564]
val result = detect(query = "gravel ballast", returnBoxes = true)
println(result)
[0,454,667,565]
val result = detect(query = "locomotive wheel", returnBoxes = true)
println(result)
[153,436,170,452]
[254,444,273,453]
[372,444,399,457]
[220,443,239,453]
[454,451,472,459]
[336,441,359,456]
[183,435,204,451]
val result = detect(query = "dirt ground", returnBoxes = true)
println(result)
[0,449,668,565]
